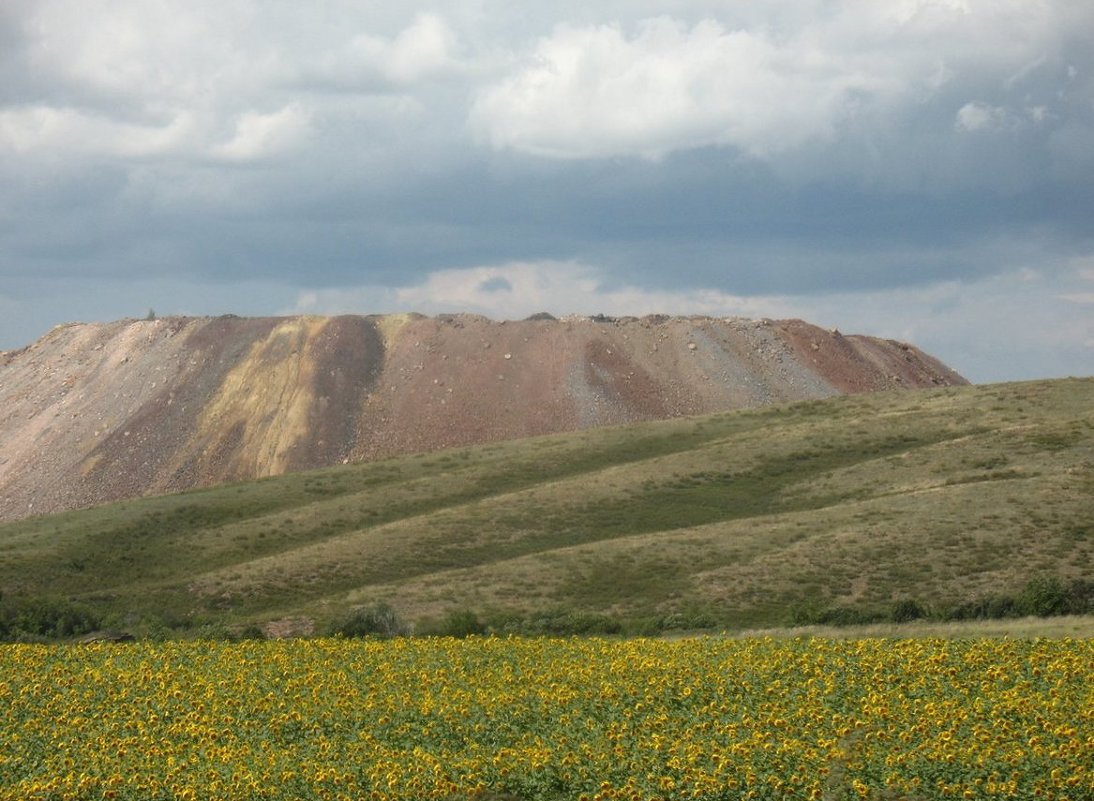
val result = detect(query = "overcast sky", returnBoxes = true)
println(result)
[2,0,1092,382]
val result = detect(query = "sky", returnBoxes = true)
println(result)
[1,0,1092,383]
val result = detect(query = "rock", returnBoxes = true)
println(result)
[76,630,136,644]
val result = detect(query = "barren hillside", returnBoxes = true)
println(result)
[0,313,965,521]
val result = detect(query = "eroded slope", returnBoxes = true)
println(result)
[0,313,964,521]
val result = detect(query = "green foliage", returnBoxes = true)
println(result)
[630,608,725,636]
[236,624,268,641]
[507,608,624,636]
[327,602,407,638]
[945,577,1093,621]
[891,598,928,623]
[943,595,1019,622]
[418,609,487,638]
[1018,575,1074,617]
[791,604,887,628]
[0,596,100,641]
[791,577,1094,631]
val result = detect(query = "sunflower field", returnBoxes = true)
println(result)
[1,636,1090,800]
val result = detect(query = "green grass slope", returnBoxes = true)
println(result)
[1,377,1090,638]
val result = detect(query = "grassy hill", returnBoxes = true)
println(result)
[1,377,1090,639]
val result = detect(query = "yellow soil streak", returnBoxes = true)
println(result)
[79,454,102,477]
[372,313,414,351]
[195,317,325,477]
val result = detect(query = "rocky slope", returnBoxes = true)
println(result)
[0,313,965,522]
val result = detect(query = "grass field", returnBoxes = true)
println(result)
[735,614,1094,640]
[2,636,1091,800]
[0,377,1090,637]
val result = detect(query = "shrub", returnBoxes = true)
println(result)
[815,606,886,626]
[940,577,1093,621]
[789,603,825,627]
[328,602,407,638]
[631,608,724,636]
[524,609,623,636]
[488,608,623,636]
[942,595,1017,621]
[790,604,885,627]
[415,610,488,637]
[436,610,486,638]
[1062,578,1094,614]
[235,624,267,641]
[1017,575,1070,617]
[891,598,927,623]
[1,596,101,641]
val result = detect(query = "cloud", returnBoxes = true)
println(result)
[21,1,234,103]
[0,105,182,157]
[470,17,874,160]
[955,102,1011,132]
[470,2,1086,164]
[289,258,1094,382]
[2,6,458,166]
[1060,259,1094,305]
[291,260,796,320]
[301,12,462,90]
[795,265,1094,382]
[953,100,1057,134]
[2,1,1093,382]
[371,12,460,84]
[212,103,312,162]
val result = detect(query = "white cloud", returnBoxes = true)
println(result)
[287,259,1094,382]
[793,266,1094,381]
[212,104,312,162]
[5,0,1089,176]
[3,5,453,165]
[470,2,1078,161]
[290,261,796,320]
[380,12,460,84]
[24,0,238,102]
[0,105,198,157]
[953,101,1050,133]
[308,12,462,89]
[955,102,1010,132]
[0,101,311,164]
[471,17,882,160]
[1060,260,1094,305]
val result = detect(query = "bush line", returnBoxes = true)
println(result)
[2,575,1090,643]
